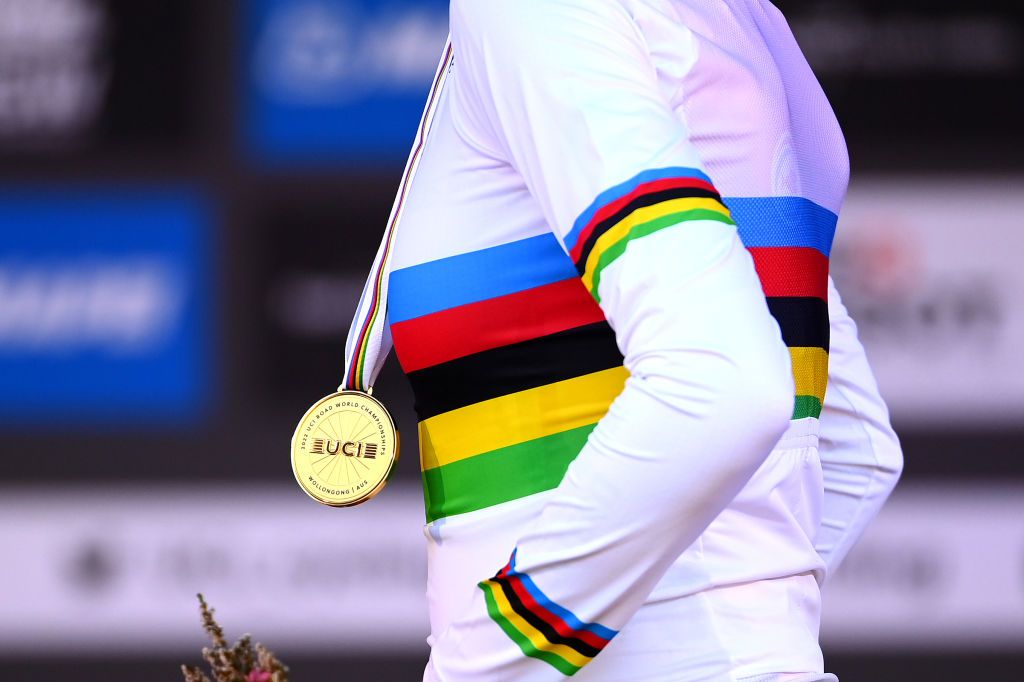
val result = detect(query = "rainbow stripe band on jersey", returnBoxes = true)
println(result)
[479,549,617,676]
[390,175,838,523]
[565,167,735,301]
[389,232,627,523]
[730,196,837,419]
[565,169,836,421]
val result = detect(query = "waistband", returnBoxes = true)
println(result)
[775,416,820,451]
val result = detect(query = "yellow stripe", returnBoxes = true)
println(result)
[790,346,828,401]
[484,580,593,669]
[581,197,731,291]
[420,366,629,471]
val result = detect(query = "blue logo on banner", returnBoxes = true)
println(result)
[243,0,449,165]
[0,188,212,425]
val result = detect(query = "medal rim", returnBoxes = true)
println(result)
[290,390,400,508]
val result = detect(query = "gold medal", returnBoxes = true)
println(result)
[290,391,400,507]
[291,42,451,507]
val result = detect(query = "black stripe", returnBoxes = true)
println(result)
[766,297,830,351]
[574,186,725,273]
[408,322,623,420]
[492,577,604,658]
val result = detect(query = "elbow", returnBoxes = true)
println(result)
[634,333,794,470]
[721,319,796,441]
[729,342,795,455]
[704,297,797,455]
[694,339,794,482]
[720,332,796,474]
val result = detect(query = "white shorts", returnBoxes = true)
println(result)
[576,572,832,682]
[425,437,831,681]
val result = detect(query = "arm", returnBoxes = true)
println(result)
[426,2,793,678]
[815,276,903,575]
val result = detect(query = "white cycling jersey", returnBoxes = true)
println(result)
[368,0,902,679]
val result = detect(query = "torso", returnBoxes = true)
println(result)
[388,0,847,638]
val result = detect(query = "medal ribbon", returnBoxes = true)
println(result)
[341,39,454,393]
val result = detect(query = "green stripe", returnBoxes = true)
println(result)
[480,581,582,676]
[589,208,735,302]
[793,394,823,420]
[423,392,821,522]
[422,424,596,523]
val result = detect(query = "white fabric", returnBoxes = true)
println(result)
[426,231,794,680]
[427,0,799,679]
[745,671,839,675]
[581,571,828,681]
[367,0,903,679]
[341,41,452,391]
[815,277,904,575]
[425,447,834,682]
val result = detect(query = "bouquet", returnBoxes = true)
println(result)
[181,594,289,682]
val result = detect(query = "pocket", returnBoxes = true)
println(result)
[770,446,824,541]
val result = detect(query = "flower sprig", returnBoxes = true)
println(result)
[181,594,289,682]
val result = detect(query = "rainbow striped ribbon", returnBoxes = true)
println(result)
[341,39,454,393]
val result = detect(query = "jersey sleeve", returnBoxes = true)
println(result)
[815,277,903,576]
[425,2,795,679]
[450,0,727,290]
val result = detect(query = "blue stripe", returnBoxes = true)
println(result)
[725,196,838,257]
[388,233,577,323]
[565,167,713,251]
[507,549,619,641]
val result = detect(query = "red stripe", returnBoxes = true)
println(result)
[390,277,606,373]
[569,176,718,261]
[748,246,829,299]
[496,561,611,649]
[500,574,611,650]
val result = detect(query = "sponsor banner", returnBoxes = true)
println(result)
[0,483,1021,654]
[0,484,429,654]
[0,0,197,154]
[833,177,1024,425]
[786,0,1023,140]
[0,187,211,424]
[238,0,1022,164]
[242,0,449,164]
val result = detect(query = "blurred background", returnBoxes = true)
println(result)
[0,0,1021,679]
